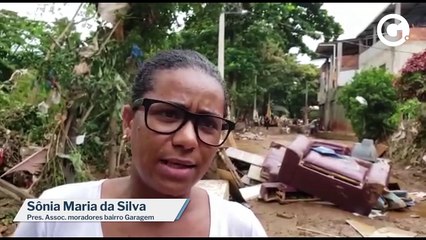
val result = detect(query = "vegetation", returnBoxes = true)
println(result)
[0,3,342,201]
[338,67,398,142]
[171,3,342,119]
[389,50,426,166]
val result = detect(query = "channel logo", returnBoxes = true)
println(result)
[377,14,410,47]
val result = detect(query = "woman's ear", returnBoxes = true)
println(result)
[122,105,134,140]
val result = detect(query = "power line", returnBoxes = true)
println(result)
[275,21,423,55]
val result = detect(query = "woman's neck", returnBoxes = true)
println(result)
[125,168,192,199]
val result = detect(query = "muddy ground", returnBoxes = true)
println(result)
[2,130,426,237]
[237,131,426,237]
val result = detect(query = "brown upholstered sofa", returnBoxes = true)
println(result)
[260,138,352,182]
[260,135,391,215]
[276,135,391,215]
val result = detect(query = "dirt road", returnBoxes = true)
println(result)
[237,133,426,237]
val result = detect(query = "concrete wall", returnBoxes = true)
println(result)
[359,28,426,74]
[328,88,353,133]
[359,41,393,71]
[338,69,357,86]
[393,40,426,74]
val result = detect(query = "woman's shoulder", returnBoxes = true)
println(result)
[208,195,267,237]
[39,179,105,199]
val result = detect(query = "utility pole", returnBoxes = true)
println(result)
[217,10,248,122]
[304,80,309,124]
[253,75,257,120]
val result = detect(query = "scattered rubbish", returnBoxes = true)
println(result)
[235,132,265,141]
[368,209,387,219]
[370,227,417,237]
[346,219,417,237]
[225,147,264,167]
[276,212,294,219]
[0,147,48,178]
[239,184,261,201]
[75,134,86,145]
[37,101,49,114]
[296,226,341,237]
[408,192,426,203]
[173,132,423,236]
[378,191,407,210]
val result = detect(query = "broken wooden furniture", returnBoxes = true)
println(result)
[276,134,391,216]
[260,141,287,182]
[311,140,352,156]
[260,139,352,182]
[225,147,264,184]
[259,139,352,203]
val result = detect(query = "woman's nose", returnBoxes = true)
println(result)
[171,120,198,150]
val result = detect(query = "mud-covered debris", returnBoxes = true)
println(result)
[276,212,294,219]
[235,132,265,141]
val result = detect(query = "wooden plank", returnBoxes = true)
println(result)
[346,219,376,237]
[346,219,417,237]
[217,169,246,203]
[247,165,265,182]
[370,227,417,237]
[225,147,265,167]
[279,198,321,204]
[195,180,230,200]
[239,184,262,201]
[217,149,244,187]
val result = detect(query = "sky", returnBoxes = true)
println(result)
[0,2,391,65]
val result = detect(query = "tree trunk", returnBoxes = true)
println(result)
[107,108,119,178]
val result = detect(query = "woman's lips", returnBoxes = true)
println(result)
[157,158,197,181]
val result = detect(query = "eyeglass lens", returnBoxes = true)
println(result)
[146,101,230,146]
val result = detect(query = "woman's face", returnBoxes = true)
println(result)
[122,68,225,196]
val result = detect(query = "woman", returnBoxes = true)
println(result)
[13,50,268,237]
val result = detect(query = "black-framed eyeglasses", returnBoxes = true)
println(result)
[132,98,235,147]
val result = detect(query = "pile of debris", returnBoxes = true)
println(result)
[234,131,266,141]
[389,120,426,166]
[201,134,426,219]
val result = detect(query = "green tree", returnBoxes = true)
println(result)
[338,67,398,141]
[172,3,342,118]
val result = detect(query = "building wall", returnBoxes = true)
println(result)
[359,28,426,74]
[317,62,328,105]
[328,87,353,133]
[338,69,357,86]
[359,41,393,71]
[341,54,359,70]
[393,40,426,74]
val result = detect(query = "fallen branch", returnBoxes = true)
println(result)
[0,179,34,200]
[0,185,20,201]
[78,103,95,129]
[96,18,123,56]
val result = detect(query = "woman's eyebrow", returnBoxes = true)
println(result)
[169,101,221,117]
